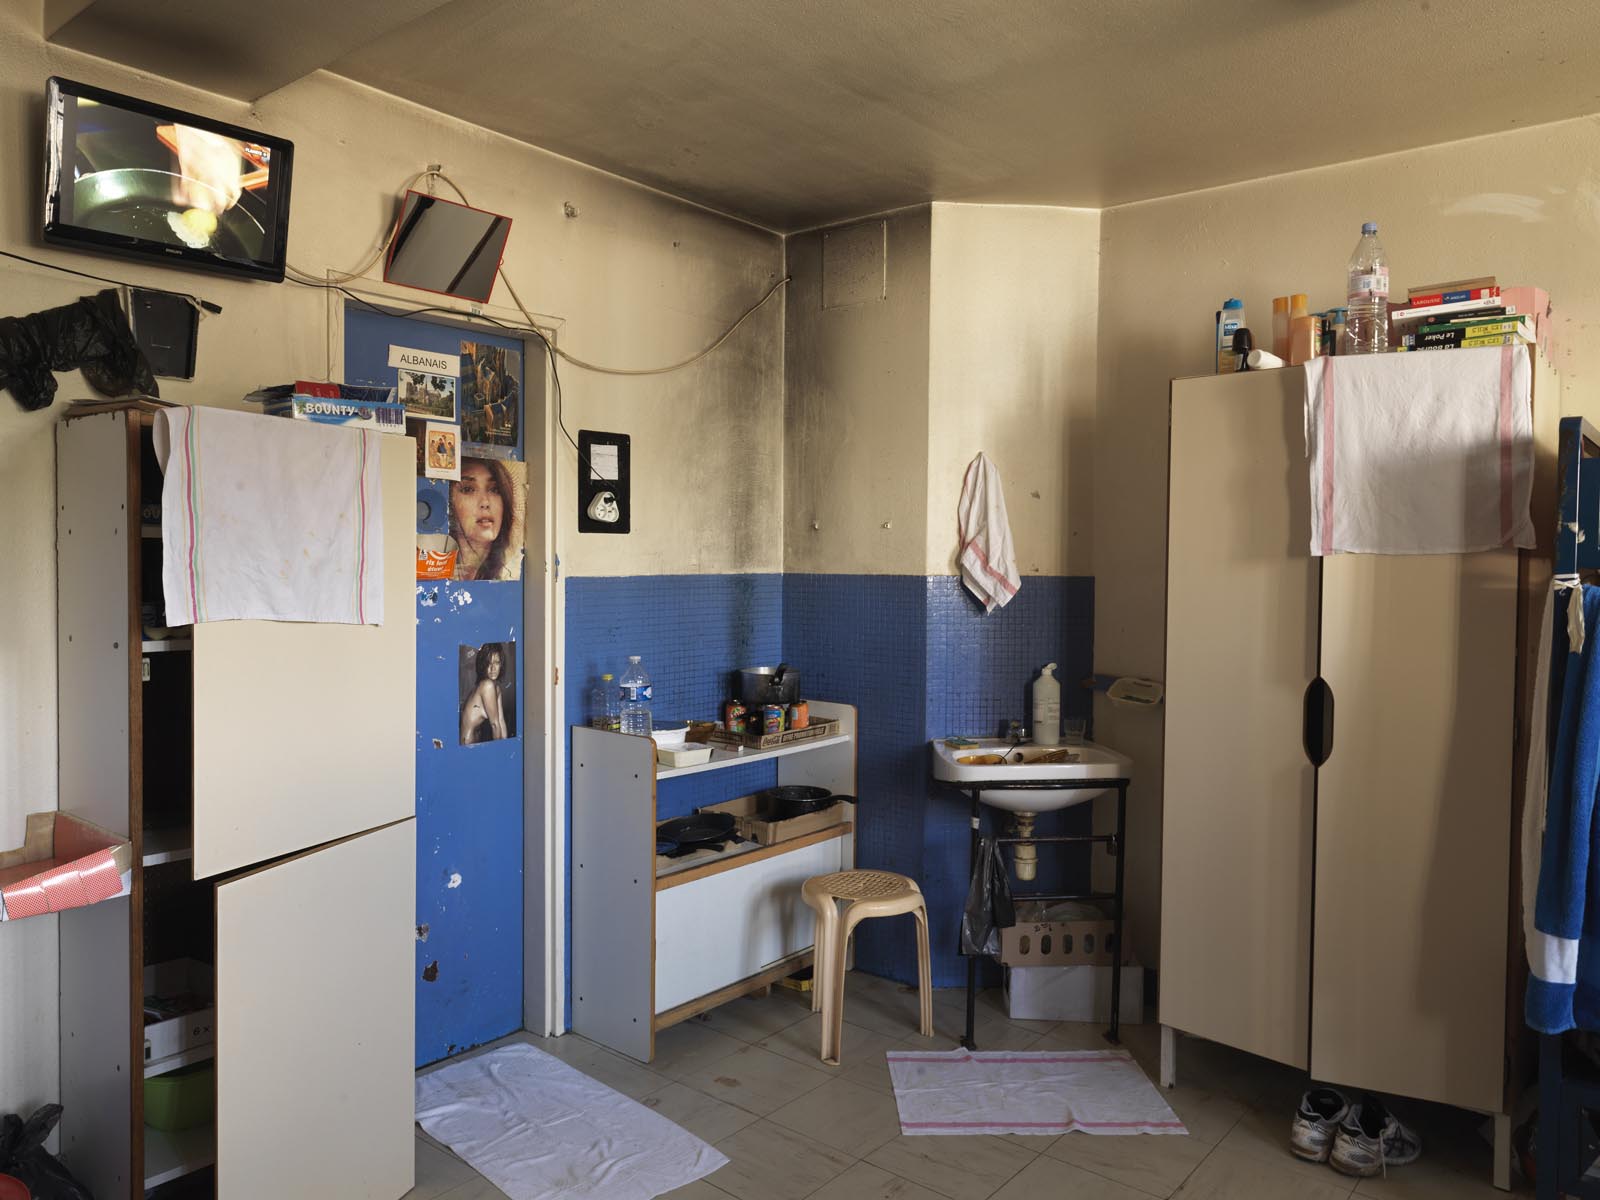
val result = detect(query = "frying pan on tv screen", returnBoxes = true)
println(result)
[43,75,295,282]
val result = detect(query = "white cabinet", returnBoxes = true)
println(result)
[654,836,843,1013]
[215,821,415,1200]
[55,404,416,1199]
[1161,360,1556,1120]
[571,704,856,1062]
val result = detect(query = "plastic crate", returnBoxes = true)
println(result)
[144,1063,215,1132]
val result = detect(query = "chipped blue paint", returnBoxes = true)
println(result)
[411,565,524,1065]
[347,308,528,1066]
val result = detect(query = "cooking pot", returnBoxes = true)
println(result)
[757,784,856,821]
[738,664,799,710]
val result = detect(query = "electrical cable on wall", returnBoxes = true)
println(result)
[5,165,782,472]
[288,166,789,379]
[287,273,587,467]
[0,248,222,317]
[285,163,788,486]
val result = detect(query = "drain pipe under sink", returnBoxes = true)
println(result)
[1010,812,1037,881]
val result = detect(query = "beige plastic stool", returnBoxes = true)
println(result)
[801,869,933,1064]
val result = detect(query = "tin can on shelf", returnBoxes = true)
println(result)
[723,700,747,735]
[788,700,809,729]
[761,704,785,735]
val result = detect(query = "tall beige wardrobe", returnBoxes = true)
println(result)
[1159,362,1556,1171]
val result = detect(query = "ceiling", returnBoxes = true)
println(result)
[48,0,1600,232]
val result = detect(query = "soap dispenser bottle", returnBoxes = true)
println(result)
[1032,663,1061,746]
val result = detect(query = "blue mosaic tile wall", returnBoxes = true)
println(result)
[781,575,931,983]
[924,575,1095,739]
[562,570,1096,1011]
[563,574,785,1015]
[564,574,785,735]
[921,575,1097,988]
[783,573,1097,988]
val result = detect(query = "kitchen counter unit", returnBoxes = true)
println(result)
[570,701,857,1062]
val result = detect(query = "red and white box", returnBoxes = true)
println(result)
[0,812,132,922]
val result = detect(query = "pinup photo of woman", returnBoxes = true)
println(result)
[449,456,525,581]
[459,641,517,745]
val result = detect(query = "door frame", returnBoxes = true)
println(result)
[332,292,567,1036]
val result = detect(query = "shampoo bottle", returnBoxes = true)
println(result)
[1032,662,1062,746]
[1216,299,1245,373]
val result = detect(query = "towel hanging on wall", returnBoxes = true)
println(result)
[958,451,1021,613]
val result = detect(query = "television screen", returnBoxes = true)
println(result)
[383,191,511,303]
[43,76,294,282]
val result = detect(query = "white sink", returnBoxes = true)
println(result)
[930,738,1132,812]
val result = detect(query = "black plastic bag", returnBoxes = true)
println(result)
[0,1104,95,1200]
[960,836,1016,957]
[0,289,158,412]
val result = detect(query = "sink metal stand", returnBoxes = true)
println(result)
[950,776,1131,1050]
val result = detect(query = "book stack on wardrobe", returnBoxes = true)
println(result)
[1392,276,1537,350]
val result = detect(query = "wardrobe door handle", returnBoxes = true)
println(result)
[1303,677,1334,767]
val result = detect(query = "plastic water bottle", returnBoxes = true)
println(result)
[588,673,617,730]
[619,656,653,736]
[1346,222,1389,353]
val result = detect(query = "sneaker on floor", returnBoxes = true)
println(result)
[1329,1096,1422,1177]
[1290,1086,1350,1163]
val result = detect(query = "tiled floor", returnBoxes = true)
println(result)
[405,973,1529,1200]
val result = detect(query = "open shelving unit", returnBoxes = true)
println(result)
[571,702,857,1062]
[55,402,418,1200]
[653,731,852,780]
[143,1125,216,1190]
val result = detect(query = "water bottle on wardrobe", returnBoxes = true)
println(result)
[619,656,653,736]
[1346,222,1390,353]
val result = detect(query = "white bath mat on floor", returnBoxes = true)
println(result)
[886,1048,1187,1136]
[415,1042,729,1199]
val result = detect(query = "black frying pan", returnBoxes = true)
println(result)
[73,169,265,261]
[658,812,738,850]
[757,785,856,820]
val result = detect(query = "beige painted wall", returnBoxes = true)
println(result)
[0,0,781,1115]
[784,208,932,575]
[1094,112,1600,968]
[927,203,1099,577]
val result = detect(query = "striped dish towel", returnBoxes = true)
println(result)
[1303,344,1535,555]
[155,405,384,625]
[886,1048,1185,1136]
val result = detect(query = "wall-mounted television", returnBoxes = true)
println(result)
[43,76,294,282]
[383,190,511,303]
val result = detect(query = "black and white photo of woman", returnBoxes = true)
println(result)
[459,642,517,745]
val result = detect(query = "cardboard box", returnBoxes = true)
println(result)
[699,794,852,847]
[999,912,1121,967]
[0,812,132,922]
[1500,286,1556,361]
[263,394,407,435]
[143,958,216,1066]
[1005,961,1145,1024]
